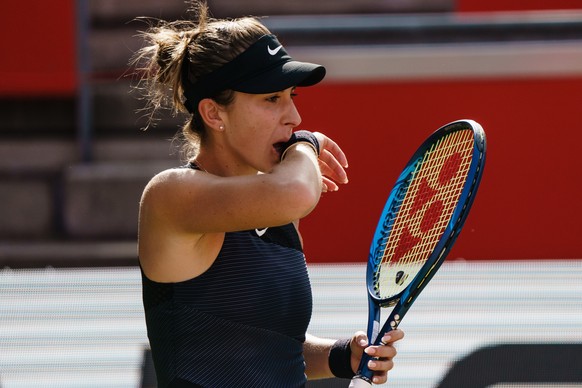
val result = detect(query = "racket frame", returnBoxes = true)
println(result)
[353,119,486,386]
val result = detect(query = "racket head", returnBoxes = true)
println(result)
[366,119,486,307]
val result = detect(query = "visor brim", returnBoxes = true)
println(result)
[232,61,326,94]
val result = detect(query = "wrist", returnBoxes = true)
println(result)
[329,338,355,379]
[280,130,320,160]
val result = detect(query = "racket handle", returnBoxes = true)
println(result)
[349,358,374,388]
[348,375,373,388]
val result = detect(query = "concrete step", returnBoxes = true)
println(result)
[91,79,184,133]
[0,241,137,267]
[0,97,75,134]
[63,160,175,239]
[0,177,56,239]
[0,136,179,241]
[0,139,78,174]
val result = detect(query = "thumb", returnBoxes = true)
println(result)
[350,331,370,374]
[352,331,369,351]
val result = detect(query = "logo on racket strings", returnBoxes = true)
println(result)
[391,150,466,263]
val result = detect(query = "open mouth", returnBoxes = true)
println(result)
[273,142,285,157]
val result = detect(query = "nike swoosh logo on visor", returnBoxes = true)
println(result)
[255,228,268,237]
[267,45,283,56]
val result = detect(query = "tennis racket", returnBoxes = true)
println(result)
[349,119,486,387]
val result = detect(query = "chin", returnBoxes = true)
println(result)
[262,158,278,173]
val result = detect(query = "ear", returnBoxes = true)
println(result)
[197,98,225,131]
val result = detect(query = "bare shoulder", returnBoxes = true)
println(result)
[138,166,205,251]
[140,167,204,215]
[142,167,199,198]
[138,167,222,282]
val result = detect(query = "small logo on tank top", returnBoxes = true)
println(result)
[255,228,268,237]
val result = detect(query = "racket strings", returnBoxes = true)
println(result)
[375,129,474,298]
[390,131,473,259]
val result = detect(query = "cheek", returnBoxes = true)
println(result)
[227,99,279,141]
[243,109,278,136]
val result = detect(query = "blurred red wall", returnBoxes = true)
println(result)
[297,77,582,262]
[0,1,76,95]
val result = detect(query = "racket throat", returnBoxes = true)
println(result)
[367,298,382,345]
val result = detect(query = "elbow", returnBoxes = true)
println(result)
[283,174,321,219]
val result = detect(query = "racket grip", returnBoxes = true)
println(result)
[348,355,374,387]
[348,375,373,388]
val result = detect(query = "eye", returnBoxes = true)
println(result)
[266,95,280,103]
[265,89,297,102]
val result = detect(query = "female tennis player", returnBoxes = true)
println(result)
[135,2,404,387]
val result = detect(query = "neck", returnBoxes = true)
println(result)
[194,149,258,177]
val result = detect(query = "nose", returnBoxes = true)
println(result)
[285,99,302,129]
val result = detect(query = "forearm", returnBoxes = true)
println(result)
[277,142,322,190]
[273,142,322,216]
[303,333,336,380]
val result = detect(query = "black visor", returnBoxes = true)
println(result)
[182,34,326,112]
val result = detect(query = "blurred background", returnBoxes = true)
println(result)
[1,0,581,387]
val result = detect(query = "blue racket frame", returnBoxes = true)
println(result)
[353,119,486,386]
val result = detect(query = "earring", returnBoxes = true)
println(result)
[219,125,225,130]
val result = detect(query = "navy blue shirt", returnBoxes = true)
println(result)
[142,223,313,387]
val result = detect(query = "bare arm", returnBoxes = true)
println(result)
[303,334,336,379]
[141,143,322,235]
[138,132,348,282]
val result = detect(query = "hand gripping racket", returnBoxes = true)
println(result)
[349,119,486,387]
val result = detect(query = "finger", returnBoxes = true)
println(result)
[319,149,348,184]
[364,344,397,359]
[318,159,346,189]
[381,329,405,344]
[371,371,390,385]
[379,334,392,346]
[323,138,349,168]
[365,340,399,365]
[321,177,338,192]
[367,358,395,373]
[353,331,368,349]
[314,132,349,168]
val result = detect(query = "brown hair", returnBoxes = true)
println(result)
[132,1,270,159]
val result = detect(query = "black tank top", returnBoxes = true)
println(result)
[141,223,313,387]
